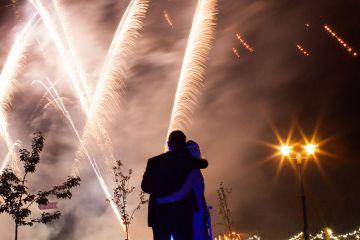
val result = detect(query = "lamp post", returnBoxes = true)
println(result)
[278,144,317,240]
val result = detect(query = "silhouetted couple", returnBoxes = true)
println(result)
[141,130,210,240]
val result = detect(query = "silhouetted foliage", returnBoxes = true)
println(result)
[217,182,233,233]
[110,160,148,240]
[0,132,81,240]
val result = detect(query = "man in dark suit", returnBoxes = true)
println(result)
[141,130,208,240]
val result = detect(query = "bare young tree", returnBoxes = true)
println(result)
[0,132,81,240]
[217,182,233,233]
[110,160,148,240]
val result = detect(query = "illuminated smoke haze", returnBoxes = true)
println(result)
[1,0,360,240]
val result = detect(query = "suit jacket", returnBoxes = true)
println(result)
[141,148,208,227]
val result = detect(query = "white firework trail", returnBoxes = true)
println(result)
[166,0,217,140]
[35,79,63,111]
[0,0,123,229]
[33,77,124,233]
[43,97,68,111]
[28,0,107,179]
[32,79,102,176]
[3,0,149,236]
[32,79,69,121]
[32,80,120,225]
[0,14,40,174]
[90,0,149,121]
[77,0,149,230]
[29,0,91,113]
[28,0,97,172]
[42,0,109,167]
[78,0,149,166]
[52,0,92,102]
[30,0,149,233]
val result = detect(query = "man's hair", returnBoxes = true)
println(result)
[168,130,186,150]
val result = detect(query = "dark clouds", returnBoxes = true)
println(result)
[1,0,360,239]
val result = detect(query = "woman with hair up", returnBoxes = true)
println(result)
[157,140,210,240]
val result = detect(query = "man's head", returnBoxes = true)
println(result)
[167,130,186,151]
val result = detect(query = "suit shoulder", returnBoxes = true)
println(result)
[147,152,170,164]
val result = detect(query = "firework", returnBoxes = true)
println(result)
[29,0,91,112]
[29,0,100,170]
[324,25,358,57]
[0,14,40,174]
[90,0,148,122]
[296,44,310,56]
[33,78,122,226]
[236,34,254,52]
[32,79,68,119]
[76,0,149,231]
[52,0,92,103]
[42,0,111,171]
[2,1,216,238]
[166,0,217,140]
[28,0,102,180]
[77,0,149,174]
[232,47,240,59]
[26,0,149,233]
[164,10,174,28]
[82,0,149,166]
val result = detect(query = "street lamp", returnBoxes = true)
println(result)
[279,145,292,156]
[278,143,317,240]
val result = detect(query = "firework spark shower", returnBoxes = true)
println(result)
[166,0,217,137]
[0,13,40,174]
[1,0,360,240]
[0,0,217,238]
[1,0,152,233]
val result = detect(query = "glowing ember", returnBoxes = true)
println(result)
[296,44,310,56]
[324,25,358,57]
[164,10,174,28]
[232,47,240,59]
[236,33,254,52]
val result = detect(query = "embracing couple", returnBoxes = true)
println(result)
[141,130,211,240]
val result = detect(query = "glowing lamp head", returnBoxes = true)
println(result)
[279,145,292,156]
[304,144,317,155]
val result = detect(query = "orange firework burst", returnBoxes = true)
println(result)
[164,10,174,28]
[324,25,358,57]
[236,34,254,52]
[232,47,240,59]
[296,44,310,56]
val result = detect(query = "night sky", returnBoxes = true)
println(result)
[0,0,359,239]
